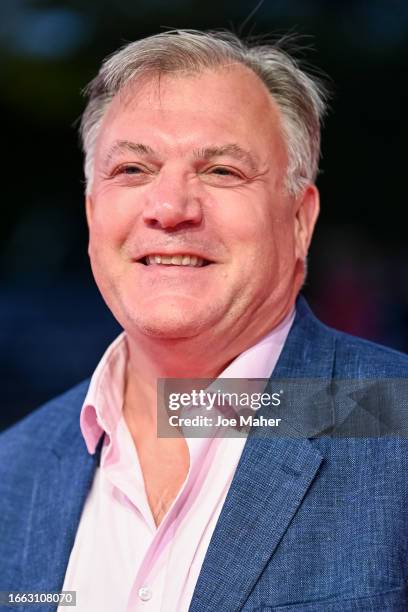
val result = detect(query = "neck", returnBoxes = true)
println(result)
[123,336,229,425]
[123,292,297,426]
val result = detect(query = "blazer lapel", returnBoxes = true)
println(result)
[189,435,323,612]
[19,385,102,610]
[189,296,336,612]
[21,440,99,595]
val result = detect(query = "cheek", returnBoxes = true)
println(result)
[217,195,293,259]
[211,193,266,245]
[220,185,289,229]
[89,190,139,247]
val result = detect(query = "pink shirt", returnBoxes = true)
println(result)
[60,311,294,612]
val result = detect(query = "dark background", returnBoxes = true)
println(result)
[1,0,407,430]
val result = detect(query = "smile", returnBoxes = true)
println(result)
[138,254,212,267]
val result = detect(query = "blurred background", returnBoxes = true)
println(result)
[1,0,408,430]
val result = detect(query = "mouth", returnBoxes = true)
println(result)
[137,254,213,267]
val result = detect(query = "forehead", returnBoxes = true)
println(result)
[95,64,287,163]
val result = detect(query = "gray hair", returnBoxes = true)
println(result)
[80,29,328,195]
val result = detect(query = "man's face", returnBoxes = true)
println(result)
[87,65,318,346]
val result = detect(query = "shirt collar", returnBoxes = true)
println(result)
[80,332,128,454]
[80,308,295,454]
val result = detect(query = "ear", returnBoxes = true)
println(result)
[294,184,320,261]
[85,195,94,258]
[85,194,93,227]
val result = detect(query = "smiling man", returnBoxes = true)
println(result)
[87,63,311,347]
[1,30,408,612]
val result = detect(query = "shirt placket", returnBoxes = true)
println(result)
[130,546,170,611]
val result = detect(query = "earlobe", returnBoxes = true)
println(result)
[294,185,320,261]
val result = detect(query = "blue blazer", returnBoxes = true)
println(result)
[1,297,408,611]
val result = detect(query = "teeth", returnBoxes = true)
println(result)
[146,254,204,267]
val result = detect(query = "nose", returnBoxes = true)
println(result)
[142,168,203,229]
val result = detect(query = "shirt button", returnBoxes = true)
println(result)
[138,586,152,602]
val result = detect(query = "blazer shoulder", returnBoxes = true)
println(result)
[328,325,408,378]
[0,379,90,463]
[291,297,408,379]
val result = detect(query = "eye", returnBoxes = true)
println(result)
[210,167,238,176]
[109,163,153,185]
[116,164,145,175]
[201,165,246,186]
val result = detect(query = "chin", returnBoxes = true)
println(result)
[124,309,208,340]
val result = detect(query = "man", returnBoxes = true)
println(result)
[1,29,408,612]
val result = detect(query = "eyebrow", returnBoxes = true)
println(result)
[102,140,259,172]
[193,144,259,172]
[102,140,156,168]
